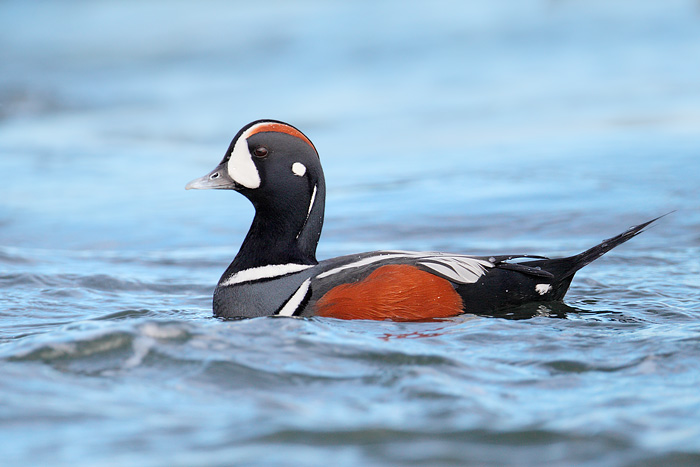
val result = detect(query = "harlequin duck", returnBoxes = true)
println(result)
[186,119,661,320]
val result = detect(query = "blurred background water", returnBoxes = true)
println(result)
[1,0,700,465]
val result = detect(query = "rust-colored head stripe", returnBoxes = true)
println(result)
[247,122,316,152]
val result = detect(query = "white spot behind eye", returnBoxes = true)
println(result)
[535,284,552,295]
[292,162,307,177]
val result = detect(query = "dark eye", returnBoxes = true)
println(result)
[253,147,268,158]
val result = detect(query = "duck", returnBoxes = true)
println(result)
[186,119,661,321]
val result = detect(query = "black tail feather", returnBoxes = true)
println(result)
[523,213,669,283]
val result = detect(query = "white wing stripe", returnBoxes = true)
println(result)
[418,261,463,280]
[418,258,490,283]
[317,251,493,284]
[316,254,407,279]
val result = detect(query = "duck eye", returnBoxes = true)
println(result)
[253,147,268,158]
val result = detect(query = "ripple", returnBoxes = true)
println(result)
[246,427,638,465]
[3,320,195,375]
[0,271,210,294]
[7,330,134,369]
[540,358,642,374]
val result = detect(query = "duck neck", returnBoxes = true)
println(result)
[227,179,325,274]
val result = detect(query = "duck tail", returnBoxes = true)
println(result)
[522,213,669,299]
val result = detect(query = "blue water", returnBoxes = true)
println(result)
[2,1,700,465]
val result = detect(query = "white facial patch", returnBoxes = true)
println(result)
[535,284,552,295]
[292,162,306,177]
[227,132,261,189]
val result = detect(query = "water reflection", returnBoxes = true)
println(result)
[485,301,580,320]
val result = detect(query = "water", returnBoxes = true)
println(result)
[2,0,700,465]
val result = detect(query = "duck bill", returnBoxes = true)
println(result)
[185,165,238,190]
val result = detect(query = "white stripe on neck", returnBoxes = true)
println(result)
[221,263,313,287]
[307,184,317,218]
[296,184,318,240]
[276,278,311,316]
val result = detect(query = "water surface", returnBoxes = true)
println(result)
[1,1,700,465]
